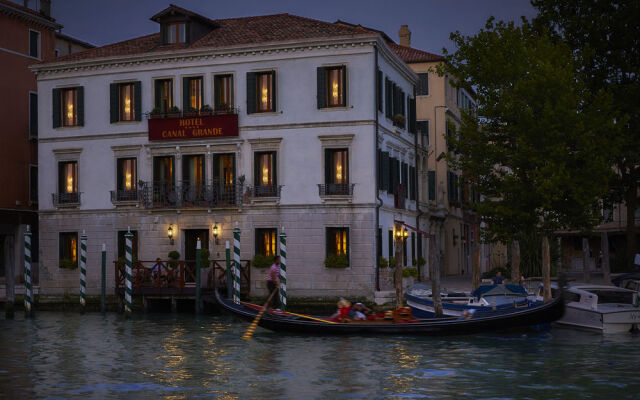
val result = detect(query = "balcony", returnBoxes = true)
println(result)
[318,183,354,202]
[52,192,81,207]
[110,189,140,204]
[249,185,282,198]
[139,181,243,209]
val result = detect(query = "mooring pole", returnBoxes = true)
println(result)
[101,243,106,314]
[24,225,33,318]
[124,228,133,316]
[195,239,201,315]
[279,228,287,311]
[80,230,87,313]
[232,223,241,304]
[225,240,232,299]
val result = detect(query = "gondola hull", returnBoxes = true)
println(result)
[214,290,564,335]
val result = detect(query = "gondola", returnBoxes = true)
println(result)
[214,289,565,335]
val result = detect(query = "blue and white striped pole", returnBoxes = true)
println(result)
[232,223,241,304]
[279,229,287,311]
[24,225,33,318]
[80,230,87,312]
[124,227,133,316]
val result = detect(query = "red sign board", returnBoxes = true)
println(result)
[148,114,238,141]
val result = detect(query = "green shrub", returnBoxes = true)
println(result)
[379,257,389,268]
[402,267,418,278]
[168,250,180,268]
[414,257,426,267]
[388,256,396,268]
[168,106,181,114]
[324,254,349,268]
[59,258,77,270]
[252,254,275,268]
[200,248,210,268]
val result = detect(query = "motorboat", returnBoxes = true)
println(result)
[535,282,640,333]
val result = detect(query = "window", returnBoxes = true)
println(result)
[183,154,205,202]
[213,153,236,203]
[58,161,78,195]
[59,232,78,268]
[447,171,459,202]
[29,165,38,204]
[119,83,135,121]
[388,230,394,258]
[117,230,139,260]
[324,149,349,196]
[417,120,429,147]
[110,82,140,123]
[417,73,429,96]
[246,71,276,114]
[326,227,349,259]
[214,74,233,111]
[254,151,277,196]
[116,158,137,201]
[428,170,436,201]
[29,30,40,58]
[155,79,173,112]
[62,88,78,127]
[166,22,186,44]
[317,66,347,108]
[255,228,278,257]
[28,92,37,138]
[153,156,175,205]
[183,77,203,111]
[377,69,383,112]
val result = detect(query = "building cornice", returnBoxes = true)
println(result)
[375,37,419,84]
[0,2,62,30]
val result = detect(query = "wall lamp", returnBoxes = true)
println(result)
[212,223,219,245]
[168,224,174,245]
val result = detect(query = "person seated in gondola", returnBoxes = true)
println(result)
[351,302,373,320]
[331,299,353,321]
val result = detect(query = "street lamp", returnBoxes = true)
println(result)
[212,223,219,245]
[168,224,174,245]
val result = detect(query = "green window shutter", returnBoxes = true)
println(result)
[388,230,393,258]
[77,86,84,126]
[341,65,347,107]
[377,149,382,188]
[154,80,161,109]
[182,77,190,110]
[402,162,408,199]
[396,159,401,194]
[409,97,416,133]
[109,83,119,123]
[428,170,435,200]
[389,157,396,194]
[377,69,382,112]
[392,83,398,116]
[246,72,256,114]
[381,151,390,191]
[317,67,326,109]
[385,78,392,118]
[346,228,350,260]
[52,88,61,128]
[253,153,259,186]
[324,149,331,184]
[134,81,141,121]
[57,162,63,193]
[409,166,416,201]
[270,70,277,112]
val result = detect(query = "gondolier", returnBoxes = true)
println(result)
[266,256,281,311]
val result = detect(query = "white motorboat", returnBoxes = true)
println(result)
[536,282,640,333]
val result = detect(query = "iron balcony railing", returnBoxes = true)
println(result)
[249,184,282,198]
[139,180,243,209]
[52,192,81,206]
[110,189,140,203]
[318,183,354,197]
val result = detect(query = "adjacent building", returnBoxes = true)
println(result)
[33,5,422,299]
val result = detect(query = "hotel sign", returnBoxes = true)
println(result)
[148,114,238,141]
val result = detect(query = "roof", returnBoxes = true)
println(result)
[55,32,95,49]
[0,0,62,29]
[50,11,374,64]
[150,3,218,27]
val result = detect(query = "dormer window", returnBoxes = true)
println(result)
[166,22,186,44]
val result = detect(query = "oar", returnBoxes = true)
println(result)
[239,301,338,324]
[242,288,278,340]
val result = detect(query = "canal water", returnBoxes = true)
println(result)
[1,312,639,399]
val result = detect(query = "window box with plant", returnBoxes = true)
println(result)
[215,102,232,114]
[184,106,198,117]
[394,113,406,128]
[252,253,275,268]
[167,106,181,118]
[324,254,349,268]
[200,104,213,116]
[167,250,180,269]
[59,258,77,270]
[150,107,163,119]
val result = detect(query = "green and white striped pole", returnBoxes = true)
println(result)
[279,229,287,311]
[101,243,106,314]
[124,227,133,316]
[80,230,87,312]
[225,240,232,299]
[24,225,33,318]
[232,223,241,304]
[195,239,201,315]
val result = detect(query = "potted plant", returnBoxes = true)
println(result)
[167,106,181,118]
[388,256,396,268]
[150,107,162,119]
[59,258,77,270]
[167,250,180,269]
[379,257,389,268]
[324,254,349,268]
[394,113,406,127]
[402,267,419,288]
[251,253,275,268]
[200,104,213,116]
[215,102,231,114]
[184,106,198,117]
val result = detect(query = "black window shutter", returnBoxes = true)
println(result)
[409,97,416,133]
[410,166,416,201]
[317,67,326,109]
[385,78,392,118]
[341,65,347,107]
[270,70,277,112]
[428,170,435,200]
[388,230,393,258]
[402,162,408,199]
[396,159,401,194]
[246,72,256,114]
[183,77,190,110]
[253,153,259,186]
[381,151,390,191]
[116,159,123,189]
[346,228,350,259]
[109,83,119,123]
[57,162,64,193]
[324,149,331,184]
[325,228,331,257]
[417,233,423,259]
[154,80,161,109]
[392,83,398,116]
[29,93,37,137]
[376,149,382,188]
[388,157,396,194]
[52,88,61,128]
[134,81,141,121]
[77,86,84,126]
[271,152,277,186]
[377,69,382,112]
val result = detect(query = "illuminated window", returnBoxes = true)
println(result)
[255,228,277,257]
[214,154,235,185]
[214,74,233,111]
[62,88,77,127]
[59,232,78,268]
[326,67,344,107]
[256,72,273,112]
[116,158,137,200]
[155,79,173,112]
[119,83,135,121]
[253,151,277,197]
[166,22,186,44]
[326,227,349,259]
[58,161,77,194]
[325,149,348,185]
[186,77,203,111]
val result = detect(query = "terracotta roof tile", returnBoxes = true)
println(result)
[387,42,444,63]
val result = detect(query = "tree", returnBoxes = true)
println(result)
[442,19,615,279]
[533,0,640,270]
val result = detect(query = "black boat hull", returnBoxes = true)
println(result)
[214,290,565,335]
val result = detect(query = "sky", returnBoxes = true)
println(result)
[43,0,537,56]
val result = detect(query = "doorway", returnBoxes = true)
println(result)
[184,229,209,282]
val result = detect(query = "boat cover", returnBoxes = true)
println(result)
[472,284,528,299]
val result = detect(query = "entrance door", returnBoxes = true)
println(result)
[184,229,209,283]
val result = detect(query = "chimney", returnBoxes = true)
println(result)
[40,0,51,17]
[398,25,411,47]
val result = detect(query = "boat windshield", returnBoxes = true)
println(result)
[590,290,634,304]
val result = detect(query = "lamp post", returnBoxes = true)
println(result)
[394,222,408,309]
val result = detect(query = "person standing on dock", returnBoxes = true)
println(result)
[266,256,281,311]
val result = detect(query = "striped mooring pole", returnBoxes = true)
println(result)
[80,230,87,312]
[101,243,106,314]
[232,223,241,304]
[124,228,133,316]
[225,240,232,299]
[195,239,201,315]
[24,225,33,318]
[279,229,287,311]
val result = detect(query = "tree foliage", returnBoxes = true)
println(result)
[442,18,616,245]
